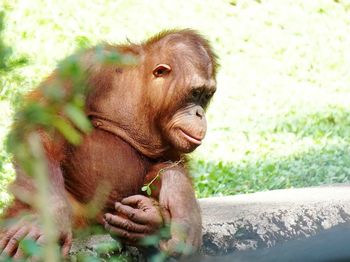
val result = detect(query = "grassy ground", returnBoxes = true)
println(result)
[1,0,350,210]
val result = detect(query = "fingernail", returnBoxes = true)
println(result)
[104,213,110,221]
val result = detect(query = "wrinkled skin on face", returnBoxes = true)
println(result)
[1,29,217,259]
[145,36,217,155]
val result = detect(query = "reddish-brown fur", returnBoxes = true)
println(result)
[0,29,217,258]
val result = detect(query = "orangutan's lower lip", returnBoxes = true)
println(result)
[179,129,202,145]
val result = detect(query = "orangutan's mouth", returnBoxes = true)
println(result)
[179,129,202,145]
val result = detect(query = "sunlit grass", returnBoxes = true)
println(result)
[1,0,350,204]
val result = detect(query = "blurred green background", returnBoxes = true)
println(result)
[1,0,350,211]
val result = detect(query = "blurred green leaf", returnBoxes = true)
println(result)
[18,103,52,126]
[58,54,82,79]
[19,238,42,257]
[64,104,92,133]
[52,117,82,145]
[75,35,92,50]
[0,11,12,71]
[42,83,66,102]
[140,235,160,246]
[94,45,137,66]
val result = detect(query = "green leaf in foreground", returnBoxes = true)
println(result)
[52,117,82,145]
[64,104,92,133]
[19,239,42,257]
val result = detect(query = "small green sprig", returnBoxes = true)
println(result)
[141,160,183,196]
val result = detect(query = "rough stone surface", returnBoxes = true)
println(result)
[70,185,350,259]
[200,184,350,255]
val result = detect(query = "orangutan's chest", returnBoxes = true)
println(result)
[62,129,151,204]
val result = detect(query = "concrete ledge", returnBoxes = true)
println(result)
[201,184,350,255]
[70,185,350,258]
